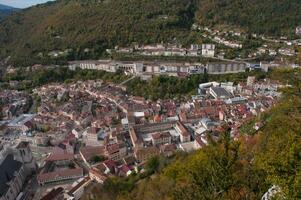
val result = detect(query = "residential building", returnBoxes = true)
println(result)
[134,146,159,163]
[85,127,101,147]
[89,169,108,184]
[206,63,247,74]
[118,164,133,177]
[247,76,256,86]
[278,48,296,56]
[151,132,172,146]
[194,135,207,149]
[175,122,191,143]
[129,127,143,148]
[202,44,215,57]
[105,142,127,161]
[79,146,105,165]
[160,144,177,157]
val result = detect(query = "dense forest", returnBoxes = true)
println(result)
[195,0,301,35]
[0,0,196,66]
[0,0,300,66]
[0,4,19,19]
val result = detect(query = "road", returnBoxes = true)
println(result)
[119,76,136,86]
[210,56,251,65]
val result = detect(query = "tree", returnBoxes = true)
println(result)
[145,156,160,174]
[91,155,106,163]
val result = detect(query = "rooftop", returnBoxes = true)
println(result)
[8,114,35,127]
[40,187,64,200]
[210,87,232,99]
[0,154,23,196]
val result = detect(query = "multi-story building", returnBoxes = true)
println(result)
[0,141,37,200]
[37,152,83,185]
[69,60,248,76]
[202,44,215,57]
[68,60,143,75]
[129,127,143,149]
[134,146,159,163]
[105,142,127,161]
[247,76,256,87]
[151,132,172,146]
[85,127,102,147]
[206,63,247,74]
[175,122,191,143]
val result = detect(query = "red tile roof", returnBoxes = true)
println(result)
[160,143,177,152]
[119,164,131,174]
[89,169,108,182]
[80,146,105,161]
[151,132,171,140]
[46,152,74,162]
[176,122,190,137]
[68,177,91,195]
[106,143,119,154]
[38,168,83,183]
[103,159,117,170]
[195,135,206,148]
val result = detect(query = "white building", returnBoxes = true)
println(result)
[209,87,232,99]
[202,44,215,57]
[247,76,256,86]
[296,26,301,36]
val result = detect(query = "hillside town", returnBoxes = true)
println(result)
[0,74,283,200]
[66,25,301,79]
[0,22,299,200]
[1,0,301,199]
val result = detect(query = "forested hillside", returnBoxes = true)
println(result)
[0,0,300,66]
[0,0,197,66]
[0,4,19,19]
[195,0,301,35]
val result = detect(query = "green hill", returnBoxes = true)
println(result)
[195,0,301,35]
[0,4,19,19]
[0,0,300,66]
[0,0,196,66]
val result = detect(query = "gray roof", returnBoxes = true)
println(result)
[211,87,232,98]
[0,154,22,196]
